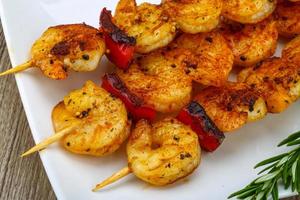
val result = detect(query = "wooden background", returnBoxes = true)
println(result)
[0,23,299,200]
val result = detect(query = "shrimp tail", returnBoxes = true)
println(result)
[21,126,75,157]
[92,166,131,191]
[0,61,32,76]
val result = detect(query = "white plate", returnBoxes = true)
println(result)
[0,0,299,199]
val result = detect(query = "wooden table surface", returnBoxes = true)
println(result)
[0,23,299,200]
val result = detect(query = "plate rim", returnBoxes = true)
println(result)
[0,1,297,199]
[0,2,66,199]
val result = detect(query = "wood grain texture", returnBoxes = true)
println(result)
[0,23,56,200]
[0,22,298,200]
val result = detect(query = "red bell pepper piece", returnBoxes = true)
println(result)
[177,101,225,152]
[100,8,136,70]
[102,73,156,121]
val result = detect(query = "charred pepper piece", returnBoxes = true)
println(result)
[102,73,156,121]
[100,8,136,70]
[177,101,225,152]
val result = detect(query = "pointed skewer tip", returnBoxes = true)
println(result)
[20,126,76,157]
[0,61,32,77]
[92,166,131,192]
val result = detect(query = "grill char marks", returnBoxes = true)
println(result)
[177,101,225,152]
[100,8,136,45]
[186,101,225,141]
[103,73,143,107]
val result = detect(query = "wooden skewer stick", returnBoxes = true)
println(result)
[0,61,32,76]
[21,125,76,157]
[92,166,132,192]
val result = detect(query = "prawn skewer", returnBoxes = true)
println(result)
[191,82,267,132]
[21,81,130,157]
[177,82,266,151]
[222,0,276,24]
[114,0,176,53]
[162,0,222,34]
[0,24,106,80]
[219,18,278,67]
[274,0,300,38]
[238,58,300,113]
[117,48,192,113]
[282,35,300,64]
[170,31,233,86]
[93,118,201,191]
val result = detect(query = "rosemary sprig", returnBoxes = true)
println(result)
[228,131,300,200]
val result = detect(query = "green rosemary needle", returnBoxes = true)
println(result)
[228,130,300,200]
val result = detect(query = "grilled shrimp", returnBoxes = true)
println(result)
[93,118,200,190]
[219,18,278,67]
[274,1,300,38]
[238,58,300,113]
[114,0,176,53]
[22,81,131,156]
[282,35,300,64]
[222,0,277,24]
[194,82,267,132]
[171,32,233,86]
[0,24,106,79]
[162,0,222,34]
[127,118,201,185]
[117,49,192,113]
